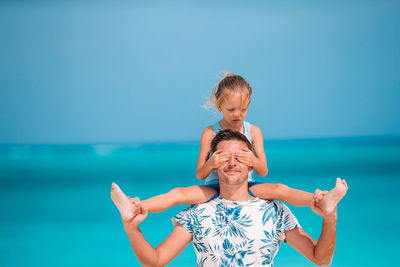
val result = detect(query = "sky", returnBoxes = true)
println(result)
[0,0,399,144]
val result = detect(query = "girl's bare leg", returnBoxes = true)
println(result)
[249,183,313,206]
[249,178,348,215]
[141,185,217,213]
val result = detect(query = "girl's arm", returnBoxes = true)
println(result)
[235,125,268,177]
[196,127,231,180]
[250,125,268,177]
[196,127,215,180]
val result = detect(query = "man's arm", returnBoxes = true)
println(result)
[123,202,192,267]
[285,190,337,266]
[285,213,336,266]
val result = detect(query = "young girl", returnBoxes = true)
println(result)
[140,72,347,214]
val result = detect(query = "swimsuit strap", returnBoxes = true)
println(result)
[212,122,222,134]
[243,121,252,143]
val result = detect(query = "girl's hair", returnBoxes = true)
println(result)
[204,71,252,110]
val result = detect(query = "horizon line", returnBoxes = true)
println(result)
[1,133,399,146]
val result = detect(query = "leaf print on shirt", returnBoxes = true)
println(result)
[259,201,279,226]
[210,238,256,267]
[175,206,208,231]
[212,203,252,240]
[190,207,212,253]
[197,256,207,267]
[193,227,211,253]
[259,202,292,265]
[283,212,297,231]
[173,198,300,266]
[176,205,211,253]
[260,230,279,265]
[275,206,284,233]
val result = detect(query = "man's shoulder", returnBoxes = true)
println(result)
[269,199,291,209]
[176,197,293,215]
[260,200,300,231]
[173,198,219,220]
[172,200,218,234]
[256,199,296,218]
[196,197,291,208]
[255,198,290,208]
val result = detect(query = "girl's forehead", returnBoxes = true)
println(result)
[225,91,247,98]
[221,91,250,107]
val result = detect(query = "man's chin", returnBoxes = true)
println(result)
[222,172,239,179]
[221,174,244,184]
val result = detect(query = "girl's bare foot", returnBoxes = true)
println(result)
[318,178,348,215]
[111,183,139,222]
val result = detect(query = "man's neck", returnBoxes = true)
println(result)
[219,182,254,201]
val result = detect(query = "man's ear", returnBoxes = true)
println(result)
[217,105,222,112]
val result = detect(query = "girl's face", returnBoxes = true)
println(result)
[218,91,249,127]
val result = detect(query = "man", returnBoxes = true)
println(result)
[111,129,341,266]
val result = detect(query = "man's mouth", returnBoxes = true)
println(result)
[224,168,240,173]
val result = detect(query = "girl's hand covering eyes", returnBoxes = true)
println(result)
[234,148,255,167]
[209,149,231,169]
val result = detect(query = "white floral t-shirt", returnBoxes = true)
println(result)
[172,196,300,267]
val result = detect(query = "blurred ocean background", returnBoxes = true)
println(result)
[1,137,399,266]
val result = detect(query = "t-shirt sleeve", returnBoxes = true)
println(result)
[276,202,301,242]
[282,203,300,231]
[171,206,194,235]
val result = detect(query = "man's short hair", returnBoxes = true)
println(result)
[210,129,255,154]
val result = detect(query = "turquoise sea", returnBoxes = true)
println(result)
[1,137,399,267]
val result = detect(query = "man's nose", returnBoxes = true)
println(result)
[228,153,236,165]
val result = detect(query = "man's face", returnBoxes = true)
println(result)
[215,140,252,185]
